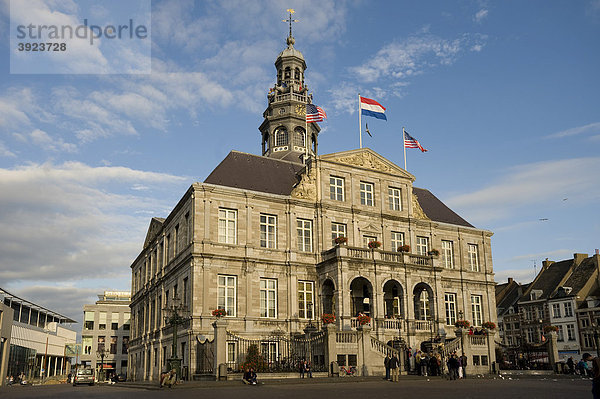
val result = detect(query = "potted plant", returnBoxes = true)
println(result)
[482,321,496,330]
[428,249,440,256]
[334,236,348,245]
[368,240,381,249]
[455,320,470,329]
[357,314,371,325]
[321,313,336,324]
[212,308,227,318]
[397,245,410,253]
[544,325,559,333]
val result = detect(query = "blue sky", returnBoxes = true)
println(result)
[0,0,599,323]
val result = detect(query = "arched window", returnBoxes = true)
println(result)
[264,133,270,151]
[294,68,300,80]
[275,127,288,146]
[294,127,305,147]
[284,67,291,79]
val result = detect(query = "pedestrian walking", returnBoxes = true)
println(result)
[384,354,391,380]
[583,353,600,399]
[420,352,429,377]
[460,353,468,379]
[390,353,399,382]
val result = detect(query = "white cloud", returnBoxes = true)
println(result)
[474,9,489,23]
[0,162,188,285]
[28,128,77,153]
[447,157,600,223]
[546,122,600,139]
[0,140,16,157]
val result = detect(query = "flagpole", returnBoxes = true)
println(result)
[358,94,362,148]
[402,127,407,171]
[305,111,309,164]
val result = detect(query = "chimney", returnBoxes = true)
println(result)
[574,253,589,265]
[542,259,554,269]
[595,249,599,255]
[508,277,514,284]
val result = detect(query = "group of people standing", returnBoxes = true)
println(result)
[383,354,401,382]
[414,350,443,377]
[446,352,468,380]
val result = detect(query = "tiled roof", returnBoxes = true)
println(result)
[204,151,475,228]
[413,188,474,228]
[204,151,304,196]
[497,282,530,315]
[523,260,574,301]
[560,257,598,296]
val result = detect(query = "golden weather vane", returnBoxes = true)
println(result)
[282,8,299,38]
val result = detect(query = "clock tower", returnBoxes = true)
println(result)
[259,11,320,163]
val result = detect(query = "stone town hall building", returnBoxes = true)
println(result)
[128,31,497,381]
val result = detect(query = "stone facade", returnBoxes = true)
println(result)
[128,32,497,381]
[80,291,131,379]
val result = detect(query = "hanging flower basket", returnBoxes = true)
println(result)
[321,313,336,324]
[368,241,381,249]
[428,249,440,256]
[397,245,410,253]
[455,320,470,329]
[212,308,227,318]
[544,325,559,333]
[482,321,496,330]
[334,236,348,245]
[357,314,371,325]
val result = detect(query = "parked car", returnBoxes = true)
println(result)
[117,373,127,382]
[72,368,95,386]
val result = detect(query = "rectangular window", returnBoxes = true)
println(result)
[564,302,573,317]
[82,336,92,355]
[261,342,278,364]
[442,240,454,269]
[84,311,94,330]
[552,303,561,318]
[260,214,277,249]
[297,219,313,252]
[183,277,188,305]
[260,278,277,318]
[416,236,429,256]
[218,275,236,317]
[444,293,457,326]
[363,235,377,248]
[227,342,237,365]
[582,318,590,328]
[557,326,564,342]
[329,176,344,201]
[391,231,404,252]
[122,336,129,354]
[218,208,237,244]
[98,336,105,351]
[298,281,314,319]
[123,312,130,331]
[110,336,118,354]
[471,295,483,327]
[99,312,107,330]
[388,187,402,211]
[154,348,158,367]
[111,312,119,330]
[468,244,480,271]
[331,222,347,241]
[359,181,374,206]
[527,327,535,343]
[566,324,575,341]
[584,333,594,348]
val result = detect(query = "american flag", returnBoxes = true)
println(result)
[404,131,427,152]
[306,104,327,123]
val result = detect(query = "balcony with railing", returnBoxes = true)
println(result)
[376,318,404,331]
[321,245,433,267]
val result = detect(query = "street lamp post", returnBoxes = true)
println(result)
[163,295,190,381]
[96,346,107,382]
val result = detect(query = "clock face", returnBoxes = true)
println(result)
[295,104,306,116]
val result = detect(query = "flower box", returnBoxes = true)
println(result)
[455,320,470,328]
[427,249,440,256]
[357,314,371,325]
[334,236,348,245]
[482,321,496,330]
[368,241,381,249]
[321,313,336,324]
[212,308,227,318]
[397,245,410,253]
[544,325,559,333]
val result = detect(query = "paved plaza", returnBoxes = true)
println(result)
[0,377,592,399]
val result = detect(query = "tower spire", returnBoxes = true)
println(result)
[283,8,298,46]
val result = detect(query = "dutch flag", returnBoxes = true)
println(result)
[360,96,387,120]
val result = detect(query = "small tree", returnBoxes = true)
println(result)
[241,344,268,372]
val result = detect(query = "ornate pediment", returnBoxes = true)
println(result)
[411,193,430,220]
[291,166,317,201]
[358,222,382,234]
[320,148,414,180]
[144,217,165,249]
